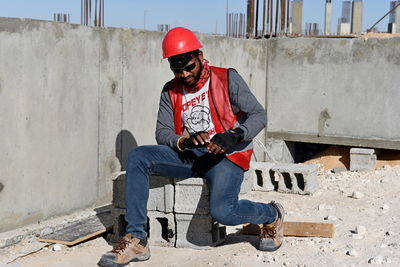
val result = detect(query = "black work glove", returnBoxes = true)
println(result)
[182,131,209,149]
[210,128,245,151]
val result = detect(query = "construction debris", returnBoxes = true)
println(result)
[242,222,335,238]
[38,212,113,246]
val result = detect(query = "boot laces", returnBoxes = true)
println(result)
[111,237,133,254]
[260,223,277,239]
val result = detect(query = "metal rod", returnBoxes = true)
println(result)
[89,0,92,25]
[275,0,279,35]
[255,0,259,37]
[262,0,266,35]
[226,0,228,36]
[269,0,273,33]
[286,0,290,31]
[281,0,285,33]
[85,0,88,25]
[95,0,98,26]
[266,0,270,33]
[368,2,400,32]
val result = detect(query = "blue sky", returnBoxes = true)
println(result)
[0,0,395,34]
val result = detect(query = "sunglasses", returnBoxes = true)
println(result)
[170,61,196,73]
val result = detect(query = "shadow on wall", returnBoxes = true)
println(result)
[116,129,138,171]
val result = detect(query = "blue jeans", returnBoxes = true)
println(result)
[125,145,278,240]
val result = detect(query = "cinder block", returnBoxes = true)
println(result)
[147,211,175,247]
[112,174,174,212]
[112,174,125,208]
[249,162,277,192]
[110,208,175,247]
[174,178,210,214]
[350,148,376,171]
[110,207,127,242]
[175,213,225,249]
[272,163,319,195]
[247,161,319,195]
[148,176,174,213]
[240,170,254,194]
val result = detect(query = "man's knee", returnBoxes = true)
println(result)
[127,146,151,166]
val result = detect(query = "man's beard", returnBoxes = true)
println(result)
[180,65,202,87]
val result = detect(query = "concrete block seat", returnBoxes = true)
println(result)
[111,175,226,249]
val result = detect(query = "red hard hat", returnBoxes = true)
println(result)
[162,27,202,58]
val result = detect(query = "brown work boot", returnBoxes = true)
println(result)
[98,233,150,267]
[259,201,284,251]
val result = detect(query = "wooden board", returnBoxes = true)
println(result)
[38,212,113,246]
[242,221,335,238]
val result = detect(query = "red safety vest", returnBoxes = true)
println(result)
[167,66,253,170]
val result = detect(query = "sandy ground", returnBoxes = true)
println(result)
[1,166,400,267]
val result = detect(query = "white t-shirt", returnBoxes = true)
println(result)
[182,79,216,137]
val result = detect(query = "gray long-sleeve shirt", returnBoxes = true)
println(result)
[155,69,267,150]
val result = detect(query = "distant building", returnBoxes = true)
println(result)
[325,0,332,35]
[351,0,363,34]
[388,1,400,33]
[341,1,352,23]
[157,24,171,32]
[292,0,303,34]
[305,23,320,35]
[53,13,70,23]
[337,1,351,35]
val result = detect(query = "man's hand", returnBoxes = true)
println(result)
[208,128,245,154]
[178,131,210,150]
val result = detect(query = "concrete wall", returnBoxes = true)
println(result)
[266,37,400,149]
[0,17,399,233]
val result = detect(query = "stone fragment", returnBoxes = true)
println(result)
[346,249,358,257]
[355,225,367,235]
[380,204,389,210]
[332,166,347,174]
[368,255,384,264]
[324,215,338,221]
[351,191,364,199]
[351,234,364,240]
[52,244,64,251]
[318,204,334,210]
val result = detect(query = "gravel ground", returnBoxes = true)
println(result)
[1,166,400,267]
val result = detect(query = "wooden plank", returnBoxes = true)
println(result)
[37,212,113,246]
[242,221,335,238]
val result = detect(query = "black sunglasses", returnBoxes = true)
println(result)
[170,61,196,73]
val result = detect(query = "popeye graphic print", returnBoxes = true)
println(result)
[182,80,216,137]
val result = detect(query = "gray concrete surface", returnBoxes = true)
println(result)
[1,16,399,234]
[266,37,400,149]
